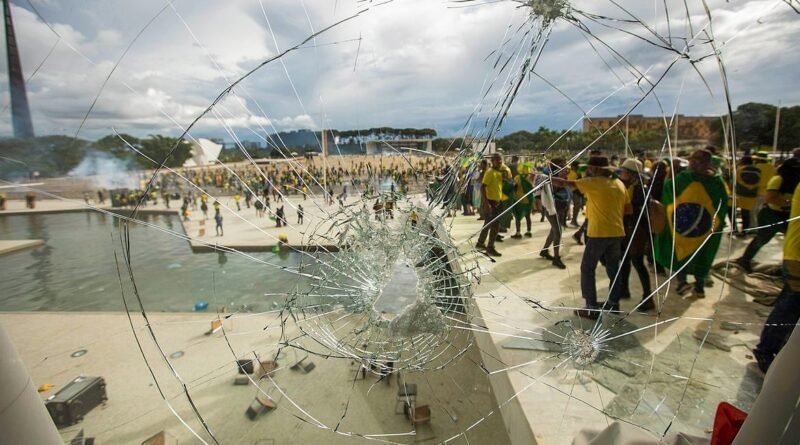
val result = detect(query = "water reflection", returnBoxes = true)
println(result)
[0,211,313,312]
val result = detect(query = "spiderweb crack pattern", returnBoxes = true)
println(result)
[1,0,798,444]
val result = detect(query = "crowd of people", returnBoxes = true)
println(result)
[467,147,799,372]
[96,156,450,231]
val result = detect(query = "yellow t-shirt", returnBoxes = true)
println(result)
[756,162,776,196]
[765,175,792,212]
[567,169,579,181]
[575,176,629,238]
[482,167,505,202]
[785,184,800,262]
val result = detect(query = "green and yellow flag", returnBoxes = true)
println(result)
[735,165,761,211]
[655,171,728,277]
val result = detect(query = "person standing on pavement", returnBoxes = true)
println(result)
[654,148,728,299]
[735,158,799,273]
[616,159,655,311]
[475,153,507,257]
[752,179,800,372]
[538,160,567,269]
[214,210,223,236]
[552,156,631,318]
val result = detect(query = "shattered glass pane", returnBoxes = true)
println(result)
[0,0,798,444]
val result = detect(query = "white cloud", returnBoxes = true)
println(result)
[0,0,796,140]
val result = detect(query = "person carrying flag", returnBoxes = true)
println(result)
[734,155,759,235]
[655,148,728,299]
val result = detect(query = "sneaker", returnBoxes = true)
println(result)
[574,308,599,320]
[495,237,504,243]
[570,221,579,228]
[572,232,583,245]
[539,251,554,260]
[485,248,502,257]
[676,282,693,295]
[475,243,486,250]
[552,258,566,269]
[704,278,714,288]
[510,233,523,239]
[524,232,532,238]
[691,290,705,299]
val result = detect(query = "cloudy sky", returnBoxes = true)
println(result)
[0,0,797,141]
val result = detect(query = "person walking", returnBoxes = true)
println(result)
[735,158,799,272]
[200,200,208,220]
[752,175,800,372]
[616,159,655,311]
[297,204,304,225]
[553,156,631,318]
[214,210,223,236]
[475,153,507,257]
[538,161,567,269]
[568,161,583,227]
[510,163,534,239]
[734,155,759,235]
[655,149,728,299]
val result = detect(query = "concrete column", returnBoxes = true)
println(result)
[0,324,62,445]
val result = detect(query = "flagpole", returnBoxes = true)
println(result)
[322,128,328,203]
[772,101,781,155]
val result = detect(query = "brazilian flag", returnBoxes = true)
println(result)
[735,165,761,210]
[655,171,728,276]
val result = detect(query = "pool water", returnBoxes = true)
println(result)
[0,212,319,312]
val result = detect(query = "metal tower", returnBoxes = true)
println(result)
[3,0,34,138]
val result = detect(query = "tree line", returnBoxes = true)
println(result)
[0,102,795,178]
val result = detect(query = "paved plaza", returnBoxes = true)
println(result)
[0,196,782,444]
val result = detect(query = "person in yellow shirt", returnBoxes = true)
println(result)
[753,175,800,372]
[734,155,759,234]
[567,161,584,227]
[754,151,777,197]
[553,156,631,317]
[476,153,506,257]
[735,158,799,272]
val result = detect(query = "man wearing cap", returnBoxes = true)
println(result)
[553,156,632,318]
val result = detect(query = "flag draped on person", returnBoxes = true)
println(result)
[655,170,729,276]
[512,164,534,219]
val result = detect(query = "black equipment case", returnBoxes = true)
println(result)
[45,376,107,428]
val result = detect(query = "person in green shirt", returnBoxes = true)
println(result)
[735,158,799,273]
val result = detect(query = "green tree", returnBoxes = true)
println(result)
[92,133,140,161]
[137,135,193,168]
[0,136,89,178]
